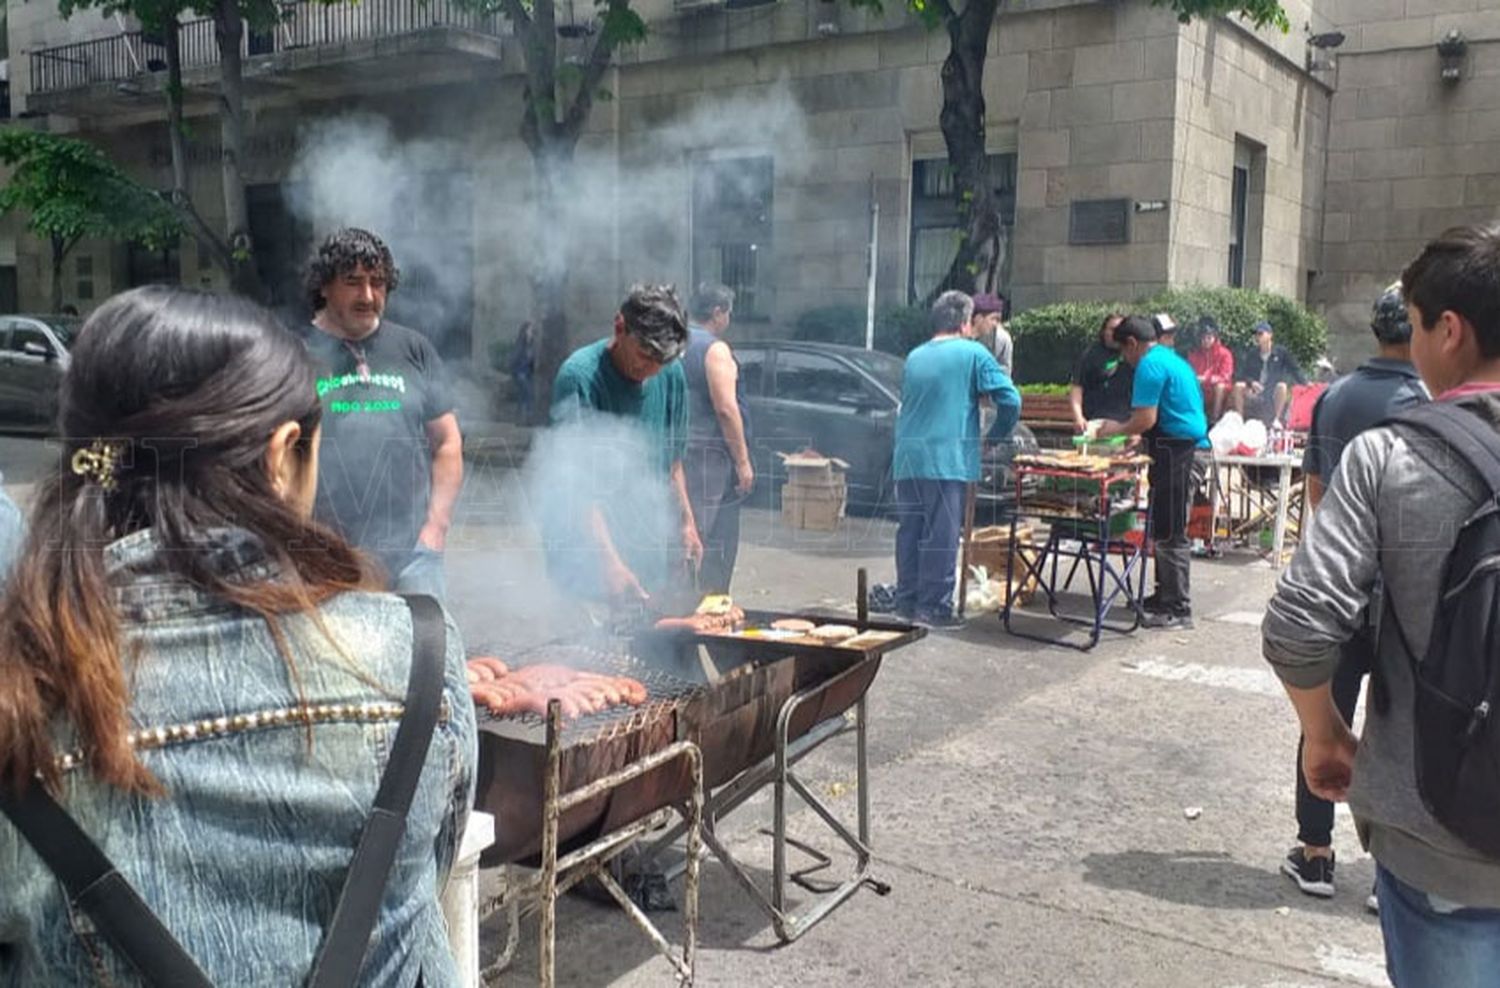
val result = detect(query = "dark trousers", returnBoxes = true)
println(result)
[894,478,966,616]
[684,443,743,593]
[1295,629,1372,847]
[1147,437,1202,614]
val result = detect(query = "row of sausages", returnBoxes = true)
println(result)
[466,656,648,721]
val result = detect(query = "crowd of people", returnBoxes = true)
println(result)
[0,219,1496,986]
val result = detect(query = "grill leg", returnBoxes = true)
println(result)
[539,700,562,988]
[856,696,870,847]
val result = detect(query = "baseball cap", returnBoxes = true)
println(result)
[1252,320,1273,335]
[972,292,1005,315]
[1371,283,1413,344]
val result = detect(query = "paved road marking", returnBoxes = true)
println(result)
[1214,610,1267,626]
[1122,657,1282,698]
[1315,944,1390,986]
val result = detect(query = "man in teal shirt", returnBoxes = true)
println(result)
[890,290,1021,628]
[1098,314,1210,629]
[548,284,702,603]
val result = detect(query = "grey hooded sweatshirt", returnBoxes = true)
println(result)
[1263,391,1500,908]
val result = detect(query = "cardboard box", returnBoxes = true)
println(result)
[782,479,847,531]
[779,452,850,491]
[964,524,1032,576]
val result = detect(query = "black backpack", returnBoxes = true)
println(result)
[1384,402,1500,858]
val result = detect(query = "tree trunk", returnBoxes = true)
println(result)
[529,138,575,421]
[213,0,263,300]
[930,0,1003,304]
[162,13,234,278]
[49,235,66,313]
[502,0,625,414]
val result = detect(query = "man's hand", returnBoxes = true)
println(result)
[1073,416,1091,435]
[1250,381,1264,396]
[682,523,704,569]
[605,561,649,602]
[735,459,755,496]
[1302,725,1359,802]
[417,521,448,552]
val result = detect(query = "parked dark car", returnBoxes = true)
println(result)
[733,340,1035,515]
[0,315,78,432]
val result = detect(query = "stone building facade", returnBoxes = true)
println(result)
[4,0,1498,371]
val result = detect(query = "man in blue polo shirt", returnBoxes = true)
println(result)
[890,290,1021,629]
[1098,314,1209,629]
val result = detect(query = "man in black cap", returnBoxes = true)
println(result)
[1277,284,1429,907]
[1233,320,1306,424]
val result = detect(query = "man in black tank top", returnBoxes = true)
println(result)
[681,283,753,592]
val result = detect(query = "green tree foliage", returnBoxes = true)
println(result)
[56,0,285,298]
[0,129,181,310]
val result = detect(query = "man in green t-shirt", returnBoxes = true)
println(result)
[548,284,702,602]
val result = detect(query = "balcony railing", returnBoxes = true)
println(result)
[29,0,508,95]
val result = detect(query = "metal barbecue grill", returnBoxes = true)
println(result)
[474,571,926,985]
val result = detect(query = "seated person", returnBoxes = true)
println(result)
[1233,320,1306,425]
[0,286,476,986]
[1189,317,1235,421]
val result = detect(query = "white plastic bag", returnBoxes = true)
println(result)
[964,565,1004,614]
[1208,411,1244,457]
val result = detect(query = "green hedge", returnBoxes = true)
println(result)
[1008,286,1328,386]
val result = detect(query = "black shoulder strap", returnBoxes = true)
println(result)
[0,594,448,988]
[0,785,215,986]
[306,593,447,987]
[1387,401,1500,496]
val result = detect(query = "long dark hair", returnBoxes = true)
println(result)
[0,286,374,795]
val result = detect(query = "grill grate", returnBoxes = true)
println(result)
[469,643,705,745]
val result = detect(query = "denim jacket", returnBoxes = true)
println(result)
[0,527,478,986]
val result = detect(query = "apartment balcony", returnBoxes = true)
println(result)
[25,0,509,118]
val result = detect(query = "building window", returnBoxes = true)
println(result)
[909,154,1016,304]
[692,155,773,321]
[127,242,181,288]
[1228,164,1248,287]
[1229,137,1266,289]
[75,255,94,301]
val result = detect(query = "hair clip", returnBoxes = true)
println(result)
[71,439,123,492]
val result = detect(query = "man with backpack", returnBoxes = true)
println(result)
[1262,224,1500,986]
[1278,285,1428,908]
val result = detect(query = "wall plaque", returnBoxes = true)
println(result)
[1069,198,1131,246]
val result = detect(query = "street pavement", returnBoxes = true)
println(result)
[0,434,1391,987]
[443,498,1390,988]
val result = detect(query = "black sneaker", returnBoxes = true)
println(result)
[916,609,966,630]
[1281,847,1336,898]
[1141,610,1194,630]
[1141,593,1167,614]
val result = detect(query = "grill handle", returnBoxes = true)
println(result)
[857,567,869,629]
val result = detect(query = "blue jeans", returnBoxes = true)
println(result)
[894,478,966,617]
[1376,864,1500,987]
[393,546,448,603]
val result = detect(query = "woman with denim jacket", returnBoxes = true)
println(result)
[0,287,478,986]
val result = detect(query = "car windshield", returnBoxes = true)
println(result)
[842,349,904,394]
[40,318,80,348]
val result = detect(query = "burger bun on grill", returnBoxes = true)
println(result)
[771,618,816,633]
